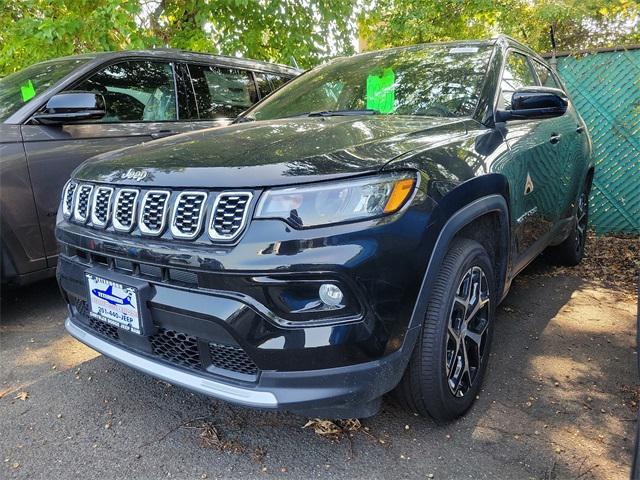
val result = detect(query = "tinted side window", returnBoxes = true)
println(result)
[269,75,289,91]
[73,61,177,122]
[188,64,257,119]
[531,60,561,89]
[499,52,536,109]
[255,73,290,98]
[255,73,273,98]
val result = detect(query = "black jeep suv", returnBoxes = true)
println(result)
[56,36,593,421]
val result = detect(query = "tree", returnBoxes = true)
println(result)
[359,0,640,54]
[0,0,360,76]
[2,1,639,77]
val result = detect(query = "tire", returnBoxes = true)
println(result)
[395,238,496,422]
[546,181,590,266]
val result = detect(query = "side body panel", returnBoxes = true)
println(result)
[0,124,47,279]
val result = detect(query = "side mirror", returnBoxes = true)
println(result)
[32,92,106,124]
[496,87,568,122]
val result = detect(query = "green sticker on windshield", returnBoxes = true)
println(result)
[20,80,36,102]
[366,68,395,114]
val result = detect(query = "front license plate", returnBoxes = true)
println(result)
[86,273,142,334]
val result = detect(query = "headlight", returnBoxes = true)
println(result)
[255,172,417,228]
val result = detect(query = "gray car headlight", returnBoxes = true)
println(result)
[254,172,417,228]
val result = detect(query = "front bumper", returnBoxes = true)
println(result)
[56,205,434,417]
[65,315,414,417]
[65,317,277,407]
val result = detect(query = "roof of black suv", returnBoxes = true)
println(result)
[332,35,544,64]
[41,48,301,76]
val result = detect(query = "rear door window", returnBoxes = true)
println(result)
[188,64,257,119]
[72,61,178,122]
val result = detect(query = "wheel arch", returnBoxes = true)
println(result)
[406,189,511,336]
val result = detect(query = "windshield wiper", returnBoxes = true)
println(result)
[306,109,378,117]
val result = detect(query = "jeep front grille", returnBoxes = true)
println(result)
[62,181,78,217]
[139,190,170,235]
[113,188,139,232]
[170,191,207,239]
[62,183,255,242]
[209,192,252,241]
[73,184,93,223]
[91,186,114,227]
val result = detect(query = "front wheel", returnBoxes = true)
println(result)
[394,238,495,422]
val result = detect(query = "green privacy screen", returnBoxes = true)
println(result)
[554,48,640,234]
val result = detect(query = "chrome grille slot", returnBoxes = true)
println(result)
[112,188,139,232]
[170,191,207,239]
[62,181,78,218]
[139,190,170,235]
[73,184,93,223]
[209,192,253,241]
[90,186,113,227]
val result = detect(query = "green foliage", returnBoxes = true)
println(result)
[359,0,640,54]
[147,0,358,68]
[0,0,150,76]
[0,0,359,76]
[1,0,638,77]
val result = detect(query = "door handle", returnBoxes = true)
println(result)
[150,130,175,139]
[549,133,562,144]
[576,125,584,134]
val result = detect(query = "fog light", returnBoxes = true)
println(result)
[319,283,344,307]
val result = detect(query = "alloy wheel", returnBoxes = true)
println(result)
[445,266,491,398]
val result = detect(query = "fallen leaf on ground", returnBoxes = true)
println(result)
[303,418,363,441]
[199,422,244,453]
[14,391,29,401]
[541,232,638,295]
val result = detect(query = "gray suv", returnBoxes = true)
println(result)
[0,50,299,285]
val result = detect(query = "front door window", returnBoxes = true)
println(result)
[72,61,178,122]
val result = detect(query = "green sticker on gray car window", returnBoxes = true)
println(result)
[20,80,36,102]
[366,68,395,114]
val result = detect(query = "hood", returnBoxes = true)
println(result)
[74,116,469,188]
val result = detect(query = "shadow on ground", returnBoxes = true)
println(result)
[0,257,636,479]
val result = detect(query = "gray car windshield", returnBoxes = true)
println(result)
[0,58,90,121]
[248,45,493,121]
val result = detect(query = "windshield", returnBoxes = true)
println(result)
[0,57,90,121]
[247,45,493,121]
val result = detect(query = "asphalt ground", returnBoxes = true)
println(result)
[1,257,637,479]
